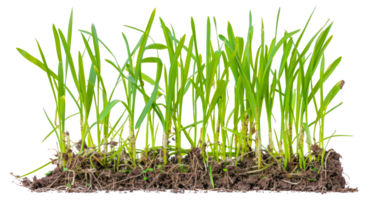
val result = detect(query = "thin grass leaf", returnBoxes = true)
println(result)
[52,24,62,62]
[88,22,103,74]
[209,165,214,188]
[108,73,122,99]
[324,81,341,109]
[260,29,301,102]
[78,52,87,101]
[99,100,132,121]
[66,5,76,49]
[291,4,319,57]
[57,27,79,94]
[33,37,57,102]
[323,55,344,87]
[135,6,158,88]
[41,106,60,144]
[39,111,79,144]
[76,29,97,66]
[141,70,165,95]
[134,77,161,130]
[14,47,46,73]
[19,160,52,178]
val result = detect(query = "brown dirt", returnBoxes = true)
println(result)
[14,147,357,193]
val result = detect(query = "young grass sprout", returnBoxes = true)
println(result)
[15,8,352,191]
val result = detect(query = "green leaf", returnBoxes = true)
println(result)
[260,30,301,95]
[41,106,60,144]
[66,5,76,49]
[39,111,79,144]
[18,161,52,178]
[16,48,58,79]
[208,165,214,188]
[33,37,57,102]
[308,101,345,127]
[99,100,132,121]
[323,55,343,83]
[134,79,161,130]
[81,33,97,67]
[59,29,79,91]
[189,79,205,106]
[135,8,156,87]
[52,24,62,62]
[91,24,101,70]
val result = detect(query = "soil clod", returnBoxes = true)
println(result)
[16,148,357,193]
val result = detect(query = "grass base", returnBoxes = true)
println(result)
[15,148,357,193]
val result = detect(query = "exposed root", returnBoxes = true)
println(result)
[14,148,357,193]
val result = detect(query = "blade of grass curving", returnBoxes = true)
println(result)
[91,24,101,70]
[260,30,300,95]
[321,81,344,111]
[106,59,165,126]
[308,57,342,103]
[33,37,57,103]
[16,48,58,78]
[135,58,163,129]
[78,52,87,102]
[66,5,76,49]
[59,29,79,91]
[41,106,60,144]
[135,6,158,92]
[291,4,319,64]
[141,72,165,94]
[108,73,126,100]
[52,24,62,62]
[81,33,98,67]
[324,129,356,151]
[18,161,52,178]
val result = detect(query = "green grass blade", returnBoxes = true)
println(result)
[81,33,97,67]
[159,18,175,62]
[41,106,60,144]
[38,129,54,144]
[261,30,300,94]
[323,55,344,83]
[91,24,101,70]
[112,108,127,133]
[209,165,214,188]
[141,70,165,95]
[16,48,58,79]
[273,6,282,43]
[99,100,132,121]
[52,24,62,62]
[76,28,121,68]
[108,73,121,99]
[189,79,205,106]
[58,29,79,91]
[66,5,76,49]
[134,77,161,130]
[308,101,345,131]
[78,52,87,101]
[19,160,52,178]
[39,111,79,144]
[324,129,356,150]
[180,120,203,131]
[94,66,110,100]
[292,4,319,56]
[135,6,158,89]
[33,37,57,102]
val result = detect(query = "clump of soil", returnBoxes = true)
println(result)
[14,147,357,193]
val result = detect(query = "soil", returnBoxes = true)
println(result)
[13,147,358,193]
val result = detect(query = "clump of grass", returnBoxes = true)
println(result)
[16,8,351,179]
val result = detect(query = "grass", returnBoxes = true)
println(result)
[16,8,351,178]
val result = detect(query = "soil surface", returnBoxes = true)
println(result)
[13,147,357,193]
